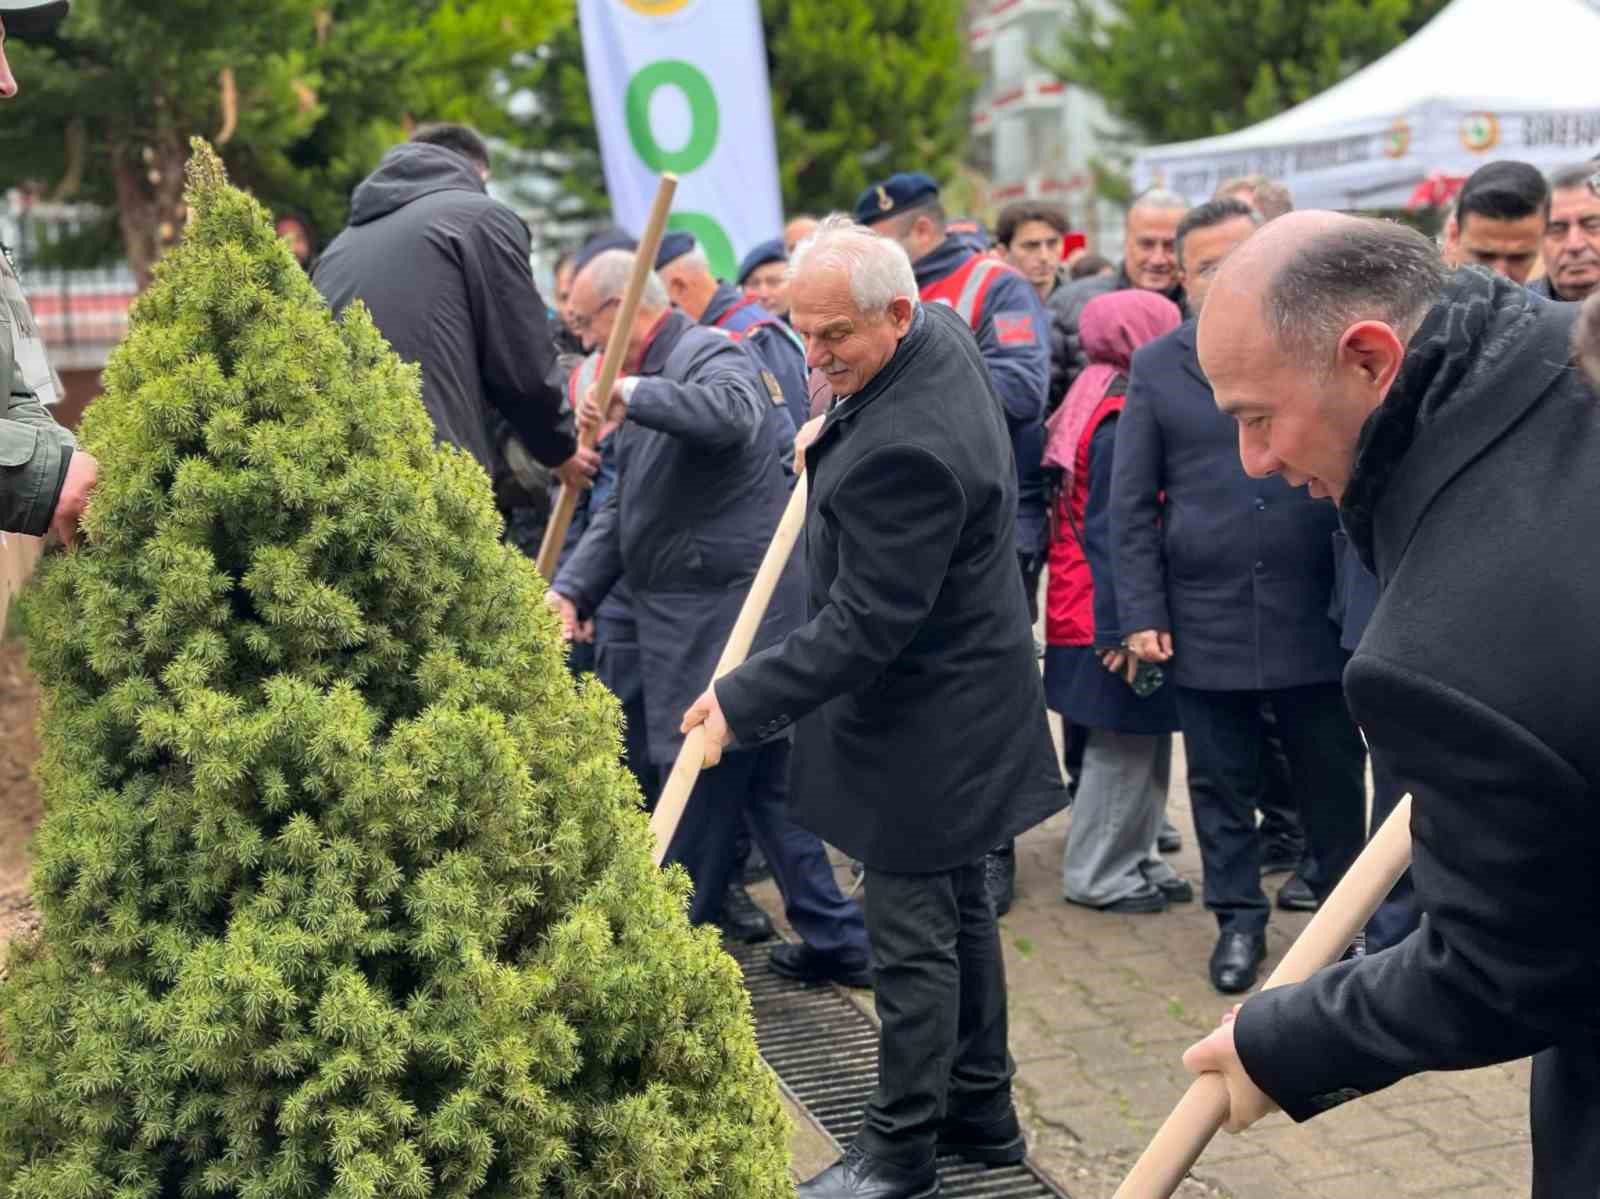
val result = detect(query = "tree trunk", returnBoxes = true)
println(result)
[111,131,189,293]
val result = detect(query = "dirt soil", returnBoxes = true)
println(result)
[0,639,43,957]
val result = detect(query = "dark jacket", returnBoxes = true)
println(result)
[1327,528,1378,653]
[1111,320,1346,692]
[1234,271,1600,1195]
[1047,266,1187,407]
[702,282,808,440]
[914,237,1052,557]
[314,143,572,475]
[554,311,801,767]
[717,304,1068,873]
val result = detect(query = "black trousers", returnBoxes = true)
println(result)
[662,739,868,959]
[857,860,1014,1166]
[1531,1032,1600,1198]
[1176,683,1366,934]
[1363,751,1419,952]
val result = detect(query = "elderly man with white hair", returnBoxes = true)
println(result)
[549,249,871,986]
[683,217,1068,1198]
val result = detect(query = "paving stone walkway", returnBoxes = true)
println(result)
[752,732,1534,1197]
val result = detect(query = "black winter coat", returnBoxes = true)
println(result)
[1110,320,1346,692]
[717,304,1068,873]
[1234,271,1600,1196]
[314,143,571,475]
[554,311,802,767]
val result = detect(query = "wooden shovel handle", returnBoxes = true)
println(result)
[1112,794,1415,1199]
[535,173,679,581]
[649,472,810,865]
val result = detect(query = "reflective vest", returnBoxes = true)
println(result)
[919,253,1015,331]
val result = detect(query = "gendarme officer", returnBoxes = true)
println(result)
[0,0,97,544]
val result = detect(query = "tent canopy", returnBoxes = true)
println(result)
[1133,0,1600,210]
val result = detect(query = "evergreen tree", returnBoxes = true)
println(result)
[1,141,791,1199]
[1044,0,1451,146]
[507,0,974,224]
[4,0,573,286]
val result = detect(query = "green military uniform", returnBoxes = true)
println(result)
[0,241,74,536]
[0,0,77,536]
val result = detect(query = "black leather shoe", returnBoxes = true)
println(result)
[1153,875,1194,904]
[1276,873,1319,912]
[769,941,873,989]
[1210,930,1267,995]
[716,887,774,944]
[798,1143,939,1198]
[937,1108,1027,1165]
[1066,884,1167,914]
[1156,824,1182,854]
[984,846,1016,917]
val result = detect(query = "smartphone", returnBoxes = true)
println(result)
[1130,658,1166,699]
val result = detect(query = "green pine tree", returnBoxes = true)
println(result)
[1043,0,1452,146]
[1,141,791,1199]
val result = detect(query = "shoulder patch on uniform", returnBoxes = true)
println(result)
[760,369,785,408]
[993,311,1039,346]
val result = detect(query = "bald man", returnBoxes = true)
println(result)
[1182,212,1599,1197]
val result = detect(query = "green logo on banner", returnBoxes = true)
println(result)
[625,59,718,173]
[625,58,736,280]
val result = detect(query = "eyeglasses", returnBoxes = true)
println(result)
[568,296,618,335]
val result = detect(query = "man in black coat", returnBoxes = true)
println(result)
[1185,213,1600,1198]
[314,124,594,491]
[1113,198,1367,995]
[547,249,871,988]
[683,216,1068,1199]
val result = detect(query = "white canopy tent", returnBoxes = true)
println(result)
[1132,0,1600,210]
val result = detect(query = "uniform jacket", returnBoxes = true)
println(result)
[0,250,74,538]
[314,143,572,476]
[1234,270,1600,1195]
[1047,267,1188,407]
[702,282,808,439]
[554,311,801,767]
[1110,320,1346,692]
[717,303,1068,872]
[914,237,1051,556]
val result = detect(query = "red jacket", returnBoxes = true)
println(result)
[1045,390,1124,647]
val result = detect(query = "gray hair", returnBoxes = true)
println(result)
[1548,161,1600,194]
[1264,219,1446,370]
[582,249,668,309]
[1129,187,1189,216]
[659,242,712,279]
[790,213,919,315]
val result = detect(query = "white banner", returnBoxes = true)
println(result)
[578,0,783,281]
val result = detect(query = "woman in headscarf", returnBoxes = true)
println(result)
[1043,288,1190,913]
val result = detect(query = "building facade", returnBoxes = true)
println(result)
[967,0,1125,253]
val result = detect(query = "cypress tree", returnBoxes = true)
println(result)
[1,141,791,1199]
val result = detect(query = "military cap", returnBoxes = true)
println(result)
[654,230,695,270]
[0,0,68,36]
[736,237,786,285]
[571,226,638,275]
[853,172,940,225]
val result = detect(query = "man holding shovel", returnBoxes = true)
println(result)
[683,216,1068,1198]
[1181,213,1599,1198]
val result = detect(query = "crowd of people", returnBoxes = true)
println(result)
[4,0,1598,1187]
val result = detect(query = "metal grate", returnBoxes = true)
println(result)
[728,936,1072,1198]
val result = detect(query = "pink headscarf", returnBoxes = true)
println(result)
[1043,289,1183,485]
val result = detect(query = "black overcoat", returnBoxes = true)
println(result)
[554,312,802,767]
[1110,320,1347,692]
[1233,273,1600,1196]
[717,304,1068,873]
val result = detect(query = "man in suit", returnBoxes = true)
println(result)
[683,217,1068,1199]
[547,250,870,988]
[1184,213,1600,1198]
[1113,198,1367,995]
